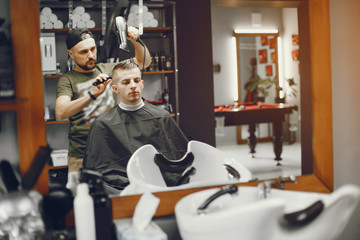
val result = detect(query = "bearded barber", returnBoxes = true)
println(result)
[55,27,151,178]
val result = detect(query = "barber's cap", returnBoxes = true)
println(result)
[66,28,94,50]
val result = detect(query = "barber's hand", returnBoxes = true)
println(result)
[127,26,140,42]
[91,74,111,98]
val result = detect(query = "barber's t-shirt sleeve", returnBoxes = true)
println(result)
[56,76,73,99]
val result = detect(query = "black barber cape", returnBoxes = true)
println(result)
[83,101,189,191]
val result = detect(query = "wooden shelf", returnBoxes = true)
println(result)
[41,27,173,34]
[40,0,173,9]
[48,165,68,170]
[0,98,27,112]
[45,120,70,125]
[43,71,174,77]
[44,74,61,79]
[143,70,174,74]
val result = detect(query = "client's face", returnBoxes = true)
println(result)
[111,67,144,105]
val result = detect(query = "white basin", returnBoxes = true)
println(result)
[121,140,252,196]
[175,185,360,240]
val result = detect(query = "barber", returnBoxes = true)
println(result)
[55,27,151,179]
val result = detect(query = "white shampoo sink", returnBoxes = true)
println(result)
[175,185,360,240]
[121,141,252,196]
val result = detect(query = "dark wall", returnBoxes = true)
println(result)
[175,0,216,146]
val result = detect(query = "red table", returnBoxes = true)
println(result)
[215,102,298,164]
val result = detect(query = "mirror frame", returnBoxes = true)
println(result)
[11,0,332,220]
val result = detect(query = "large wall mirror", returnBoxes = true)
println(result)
[10,0,333,220]
[112,0,332,219]
[212,3,311,185]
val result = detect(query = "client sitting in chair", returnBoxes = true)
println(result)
[82,59,189,193]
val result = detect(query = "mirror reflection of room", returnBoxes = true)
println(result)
[37,0,253,196]
[212,7,301,181]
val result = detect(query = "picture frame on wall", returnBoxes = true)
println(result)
[271,52,276,63]
[266,65,273,76]
[292,49,299,61]
[292,34,299,45]
[269,38,275,49]
[261,36,268,46]
[259,49,267,63]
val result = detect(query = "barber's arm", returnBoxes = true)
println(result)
[127,26,151,69]
[55,74,111,120]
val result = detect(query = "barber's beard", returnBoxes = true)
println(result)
[77,59,96,71]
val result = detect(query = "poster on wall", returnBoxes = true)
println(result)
[292,34,299,45]
[261,36,268,46]
[292,49,299,61]
[259,49,267,63]
[271,52,276,63]
[266,65,273,76]
[269,38,275,49]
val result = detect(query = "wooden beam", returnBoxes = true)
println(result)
[10,0,48,194]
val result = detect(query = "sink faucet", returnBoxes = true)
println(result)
[197,184,238,214]
[257,175,297,199]
[257,181,272,199]
[277,175,297,190]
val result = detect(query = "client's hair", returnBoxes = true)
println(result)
[112,59,140,84]
[113,58,139,71]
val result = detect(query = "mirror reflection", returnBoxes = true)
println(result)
[35,2,304,196]
[212,7,302,182]
[38,0,255,196]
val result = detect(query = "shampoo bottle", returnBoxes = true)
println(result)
[74,183,96,240]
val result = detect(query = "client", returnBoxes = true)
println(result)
[82,59,189,192]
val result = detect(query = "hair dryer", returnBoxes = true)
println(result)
[115,16,145,52]
[115,16,130,52]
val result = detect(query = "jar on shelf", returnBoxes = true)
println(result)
[160,55,166,71]
[166,56,172,70]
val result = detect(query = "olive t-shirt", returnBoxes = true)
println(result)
[56,63,117,158]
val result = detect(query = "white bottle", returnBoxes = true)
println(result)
[74,183,96,240]
[66,171,79,196]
